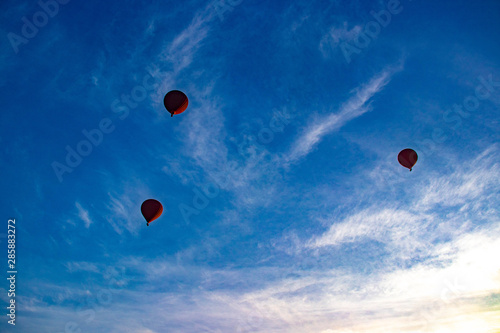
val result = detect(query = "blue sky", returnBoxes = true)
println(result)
[1,0,499,332]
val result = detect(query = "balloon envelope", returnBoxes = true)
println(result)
[164,90,188,117]
[398,148,418,171]
[141,199,163,225]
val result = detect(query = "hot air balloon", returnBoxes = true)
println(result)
[164,90,188,117]
[141,199,163,226]
[398,148,418,171]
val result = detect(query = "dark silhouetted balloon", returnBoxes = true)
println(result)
[141,199,163,226]
[164,90,188,117]
[398,148,418,171]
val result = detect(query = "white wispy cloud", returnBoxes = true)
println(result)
[150,3,218,111]
[162,11,212,74]
[165,88,286,211]
[104,181,155,235]
[65,261,100,273]
[75,201,93,228]
[319,22,363,57]
[417,146,500,209]
[307,208,433,258]
[285,68,396,163]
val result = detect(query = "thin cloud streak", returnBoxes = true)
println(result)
[75,202,92,228]
[162,11,212,74]
[285,68,396,163]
